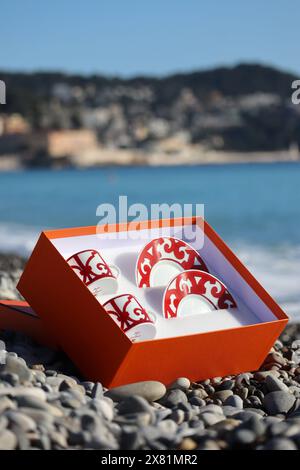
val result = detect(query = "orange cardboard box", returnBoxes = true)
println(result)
[16,217,288,387]
[0,300,57,348]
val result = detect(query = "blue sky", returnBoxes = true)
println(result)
[0,0,299,76]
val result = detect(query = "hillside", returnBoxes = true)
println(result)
[0,63,299,167]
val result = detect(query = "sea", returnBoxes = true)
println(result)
[0,162,299,320]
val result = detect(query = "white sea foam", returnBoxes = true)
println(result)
[0,222,40,256]
[233,243,300,320]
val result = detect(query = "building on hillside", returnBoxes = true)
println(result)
[0,114,31,135]
[29,129,99,159]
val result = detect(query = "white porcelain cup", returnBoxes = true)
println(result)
[103,294,157,342]
[67,249,120,297]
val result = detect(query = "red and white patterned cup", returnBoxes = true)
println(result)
[102,294,157,342]
[66,249,120,297]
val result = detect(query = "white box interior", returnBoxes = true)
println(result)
[51,223,278,341]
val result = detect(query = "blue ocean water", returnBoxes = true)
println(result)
[0,162,299,318]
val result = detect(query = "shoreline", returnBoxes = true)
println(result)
[0,149,299,171]
[0,267,300,450]
[1,252,300,449]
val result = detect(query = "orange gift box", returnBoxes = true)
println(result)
[0,300,57,348]
[15,217,288,387]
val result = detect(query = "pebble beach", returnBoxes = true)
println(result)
[1,254,300,451]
